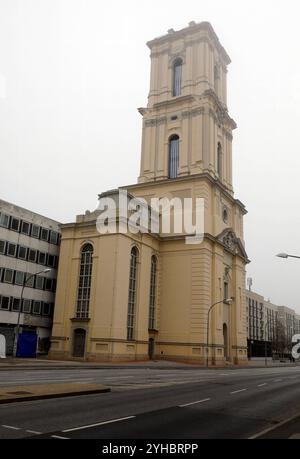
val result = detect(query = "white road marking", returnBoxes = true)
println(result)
[258,383,267,387]
[230,389,247,395]
[274,379,283,382]
[249,413,300,439]
[51,435,70,440]
[179,398,211,408]
[2,425,21,430]
[63,416,136,433]
[26,430,42,435]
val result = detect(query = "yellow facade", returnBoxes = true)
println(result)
[49,22,249,365]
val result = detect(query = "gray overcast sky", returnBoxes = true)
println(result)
[0,0,300,310]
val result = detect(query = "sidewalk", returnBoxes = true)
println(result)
[0,383,110,405]
[0,357,299,371]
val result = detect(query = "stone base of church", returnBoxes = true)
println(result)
[48,349,249,366]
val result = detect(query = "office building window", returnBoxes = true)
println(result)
[32,301,41,315]
[0,240,6,254]
[38,252,46,265]
[7,243,17,257]
[3,269,13,284]
[42,303,51,316]
[31,224,40,238]
[22,299,31,314]
[25,273,35,288]
[41,228,49,242]
[50,231,58,245]
[15,271,25,286]
[21,221,30,235]
[28,249,37,263]
[35,276,44,290]
[0,213,9,228]
[12,298,21,312]
[10,217,20,231]
[18,246,27,260]
[0,296,10,310]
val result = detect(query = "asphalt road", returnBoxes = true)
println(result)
[1,366,300,439]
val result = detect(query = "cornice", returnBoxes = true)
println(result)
[124,173,247,214]
[147,22,231,66]
[152,94,196,110]
[204,89,237,130]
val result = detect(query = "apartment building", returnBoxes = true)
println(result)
[0,199,61,357]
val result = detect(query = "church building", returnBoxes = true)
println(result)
[49,21,249,365]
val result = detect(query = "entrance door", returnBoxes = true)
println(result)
[223,324,229,361]
[0,334,6,358]
[148,338,155,360]
[73,329,86,358]
[17,332,38,358]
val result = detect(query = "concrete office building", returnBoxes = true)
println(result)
[0,199,60,356]
[246,289,300,358]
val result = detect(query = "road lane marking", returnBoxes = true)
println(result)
[2,425,21,430]
[63,416,136,433]
[249,412,300,439]
[179,398,211,408]
[26,430,42,435]
[258,383,267,387]
[274,379,283,382]
[230,389,247,395]
[51,435,70,440]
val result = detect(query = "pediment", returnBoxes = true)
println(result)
[217,228,249,262]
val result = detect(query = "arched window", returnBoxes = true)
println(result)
[76,243,93,319]
[217,142,222,178]
[173,58,182,97]
[169,135,180,179]
[149,256,157,330]
[127,247,139,341]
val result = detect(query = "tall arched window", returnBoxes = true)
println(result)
[76,243,93,319]
[149,256,157,330]
[217,142,222,178]
[173,58,182,97]
[169,135,180,179]
[127,247,139,341]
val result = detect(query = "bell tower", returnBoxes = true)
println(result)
[138,21,236,195]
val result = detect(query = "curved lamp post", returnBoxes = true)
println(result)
[206,297,234,367]
[277,253,300,260]
[13,268,52,358]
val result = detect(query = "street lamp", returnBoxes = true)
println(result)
[264,320,269,367]
[206,297,234,368]
[277,253,300,260]
[12,268,52,358]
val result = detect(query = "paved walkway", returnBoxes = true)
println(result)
[0,357,299,371]
[0,383,110,404]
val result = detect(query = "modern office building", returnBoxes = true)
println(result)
[246,289,300,358]
[50,21,249,365]
[0,199,61,356]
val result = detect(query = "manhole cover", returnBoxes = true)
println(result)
[7,391,32,395]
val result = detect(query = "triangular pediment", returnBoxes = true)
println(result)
[217,228,249,262]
